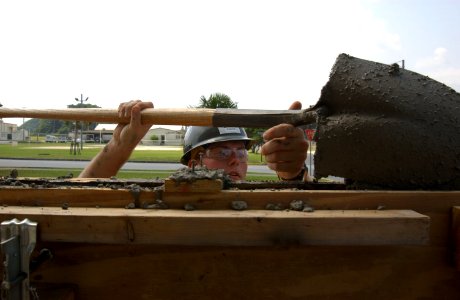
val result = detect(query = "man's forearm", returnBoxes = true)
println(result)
[78,141,133,178]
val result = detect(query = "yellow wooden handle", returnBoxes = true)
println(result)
[0,107,215,126]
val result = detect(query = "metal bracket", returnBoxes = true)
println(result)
[1,219,37,300]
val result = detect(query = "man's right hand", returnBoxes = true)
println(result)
[113,100,154,150]
[78,100,153,178]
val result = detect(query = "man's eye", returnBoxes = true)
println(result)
[219,149,231,158]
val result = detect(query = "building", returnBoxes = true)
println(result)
[87,124,185,146]
[0,119,29,142]
[144,126,184,146]
[86,124,117,143]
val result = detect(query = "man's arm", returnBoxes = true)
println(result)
[79,100,154,178]
[261,101,310,181]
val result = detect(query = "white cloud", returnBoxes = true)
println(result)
[414,47,460,90]
[429,67,460,89]
[415,47,448,69]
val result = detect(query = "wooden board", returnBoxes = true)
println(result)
[29,243,460,300]
[2,187,460,212]
[1,183,459,299]
[0,206,429,246]
[453,206,460,271]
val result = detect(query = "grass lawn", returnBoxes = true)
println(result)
[0,143,267,164]
[0,143,180,161]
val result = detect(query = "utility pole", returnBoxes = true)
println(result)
[22,113,25,141]
[74,94,88,152]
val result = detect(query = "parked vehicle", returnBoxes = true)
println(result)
[58,136,68,143]
[45,135,58,143]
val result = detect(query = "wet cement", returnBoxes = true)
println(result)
[308,54,460,189]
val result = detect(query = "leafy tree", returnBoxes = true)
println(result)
[20,119,70,134]
[195,93,238,109]
[67,103,100,109]
[17,102,101,135]
[192,93,265,153]
[67,102,101,134]
[245,127,265,154]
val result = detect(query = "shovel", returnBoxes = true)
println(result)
[309,54,460,189]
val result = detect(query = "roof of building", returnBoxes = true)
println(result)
[94,124,183,131]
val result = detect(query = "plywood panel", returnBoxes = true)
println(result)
[28,243,460,300]
[0,207,429,246]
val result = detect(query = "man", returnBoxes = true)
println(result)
[79,100,309,181]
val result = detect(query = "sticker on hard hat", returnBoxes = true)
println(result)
[218,127,241,135]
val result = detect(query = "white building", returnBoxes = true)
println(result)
[90,124,185,146]
[144,126,185,146]
[0,119,29,141]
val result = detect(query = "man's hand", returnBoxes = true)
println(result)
[78,100,153,178]
[113,100,154,149]
[261,101,309,180]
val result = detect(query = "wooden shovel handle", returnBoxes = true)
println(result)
[0,107,215,126]
[0,107,317,128]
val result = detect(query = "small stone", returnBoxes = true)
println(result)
[10,169,18,178]
[62,203,69,210]
[231,200,248,211]
[156,199,169,209]
[125,202,136,209]
[289,200,304,211]
[265,203,284,210]
[302,205,315,213]
[184,203,196,211]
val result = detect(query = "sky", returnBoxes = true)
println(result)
[1,0,459,126]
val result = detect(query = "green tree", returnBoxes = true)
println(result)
[21,119,71,134]
[196,93,238,109]
[193,93,264,153]
[66,102,100,132]
[245,127,265,154]
[17,101,101,136]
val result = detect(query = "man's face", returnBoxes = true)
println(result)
[199,141,248,181]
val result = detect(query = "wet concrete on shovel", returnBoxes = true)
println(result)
[306,54,460,189]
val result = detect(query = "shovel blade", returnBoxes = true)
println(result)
[312,54,460,189]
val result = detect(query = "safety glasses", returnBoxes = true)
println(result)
[204,147,248,162]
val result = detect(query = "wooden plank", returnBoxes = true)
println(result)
[0,187,148,208]
[28,243,460,300]
[1,187,458,246]
[0,207,429,246]
[453,206,460,271]
[2,187,460,212]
